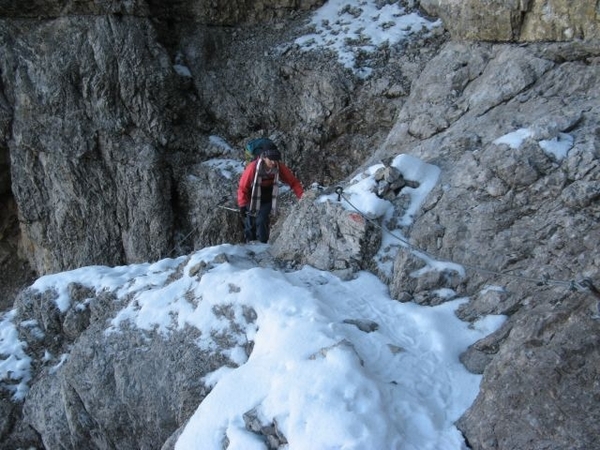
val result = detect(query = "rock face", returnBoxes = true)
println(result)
[3,16,189,272]
[0,1,429,276]
[10,264,246,449]
[271,188,382,278]
[421,0,600,41]
[271,41,600,450]
[457,294,600,450]
[1,0,600,449]
[379,41,600,302]
[376,41,600,450]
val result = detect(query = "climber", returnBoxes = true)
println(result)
[237,145,303,243]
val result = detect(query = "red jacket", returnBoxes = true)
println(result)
[237,159,303,207]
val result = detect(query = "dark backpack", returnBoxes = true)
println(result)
[244,138,277,165]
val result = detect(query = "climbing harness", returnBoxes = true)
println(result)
[334,186,599,300]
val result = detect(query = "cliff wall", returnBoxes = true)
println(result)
[1,1,599,449]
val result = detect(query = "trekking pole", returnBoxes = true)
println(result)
[213,194,243,214]
[217,204,240,213]
[216,203,258,218]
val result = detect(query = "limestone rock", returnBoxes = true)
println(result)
[1,4,433,277]
[8,264,247,450]
[176,160,246,251]
[457,296,600,449]
[2,16,192,273]
[270,188,381,278]
[379,41,600,449]
[421,0,600,41]
[1,1,600,449]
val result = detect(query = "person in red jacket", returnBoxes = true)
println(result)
[237,145,303,243]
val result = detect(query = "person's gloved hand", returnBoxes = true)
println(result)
[239,206,248,218]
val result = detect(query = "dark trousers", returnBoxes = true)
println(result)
[244,202,272,243]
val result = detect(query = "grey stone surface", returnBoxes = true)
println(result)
[1,1,600,449]
[421,0,600,41]
[6,259,248,449]
[0,4,442,277]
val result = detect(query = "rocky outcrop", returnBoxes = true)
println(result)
[377,41,600,297]
[0,2,436,276]
[274,39,600,449]
[7,265,247,449]
[458,293,600,450]
[382,41,600,449]
[421,0,600,41]
[271,187,381,278]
